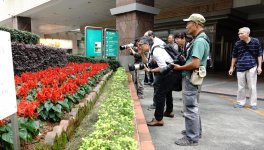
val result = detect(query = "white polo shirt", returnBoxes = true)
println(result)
[152,46,174,68]
[148,37,173,69]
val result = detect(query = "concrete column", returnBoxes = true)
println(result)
[111,0,160,69]
[12,16,31,32]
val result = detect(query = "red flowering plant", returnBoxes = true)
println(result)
[0,62,109,146]
[16,62,109,122]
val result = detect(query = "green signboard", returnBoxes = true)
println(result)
[85,27,103,57]
[105,29,118,57]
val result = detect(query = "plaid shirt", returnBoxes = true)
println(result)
[232,37,263,72]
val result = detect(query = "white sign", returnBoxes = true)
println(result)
[39,38,73,49]
[0,31,17,120]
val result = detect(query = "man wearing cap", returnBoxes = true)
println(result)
[172,13,210,146]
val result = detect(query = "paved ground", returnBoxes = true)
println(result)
[141,72,264,150]
[202,71,264,100]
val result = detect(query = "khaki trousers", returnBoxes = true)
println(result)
[236,66,257,106]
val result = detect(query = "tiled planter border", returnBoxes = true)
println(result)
[127,73,155,150]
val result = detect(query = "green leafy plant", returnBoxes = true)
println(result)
[37,100,64,122]
[79,68,137,150]
[0,26,39,44]
[0,117,40,149]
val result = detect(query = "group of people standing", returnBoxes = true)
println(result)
[129,13,209,146]
[129,13,263,146]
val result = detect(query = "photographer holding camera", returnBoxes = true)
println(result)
[138,35,181,126]
[142,30,166,110]
[122,39,146,99]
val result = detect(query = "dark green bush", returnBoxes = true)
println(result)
[67,55,121,71]
[12,42,68,75]
[0,26,39,44]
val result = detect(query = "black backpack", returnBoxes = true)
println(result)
[149,44,183,92]
[150,44,186,66]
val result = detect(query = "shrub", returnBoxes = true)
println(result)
[0,117,40,149]
[0,26,39,44]
[79,68,137,150]
[67,54,121,71]
[12,42,68,75]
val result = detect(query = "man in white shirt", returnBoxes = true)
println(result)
[138,35,179,126]
[141,31,166,110]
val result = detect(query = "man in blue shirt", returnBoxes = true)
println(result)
[229,27,263,110]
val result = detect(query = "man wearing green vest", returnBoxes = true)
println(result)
[172,13,210,146]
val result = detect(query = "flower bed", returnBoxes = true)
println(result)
[79,68,137,150]
[0,62,110,148]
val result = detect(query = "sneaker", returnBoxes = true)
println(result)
[148,104,156,109]
[181,130,186,135]
[181,130,202,138]
[251,106,257,110]
[234,104,243,108]
[175,136,198,146]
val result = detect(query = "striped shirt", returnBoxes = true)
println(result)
[232,37,263,72]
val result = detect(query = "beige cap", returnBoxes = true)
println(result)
[183,13,206,24]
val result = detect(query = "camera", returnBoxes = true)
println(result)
[120,43,134,50]
[128,63,145,71]
[148,60,159,69]
[160,59,184,75]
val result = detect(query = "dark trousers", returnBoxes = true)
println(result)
[152,79,173,112]
[144,71,154,83]
[154,71,179,121]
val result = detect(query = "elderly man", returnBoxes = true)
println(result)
[172,13,210,146]
[229,27,262,110]
[167,34,179,52]
[138,35,179,126]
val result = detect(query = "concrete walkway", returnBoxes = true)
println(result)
[202,71,264,100]
[140,72,264,150]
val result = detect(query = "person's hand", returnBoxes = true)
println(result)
[138,49,142,54]
[228,67,234,76]
[172,64,181,70]
[257,66,262,75]
[144,66,151,72]
[128,47,135,55]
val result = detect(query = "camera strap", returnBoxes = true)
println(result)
[148,45,162,63]
[185,31,210,61]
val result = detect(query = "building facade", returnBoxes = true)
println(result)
[1,0,263,70]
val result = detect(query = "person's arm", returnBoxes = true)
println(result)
[257,56,262,75]
[145,66,160,73]
[228,58,237,75]
[229,42,238,76]
[172,57,200,70]
[141,53,148,63]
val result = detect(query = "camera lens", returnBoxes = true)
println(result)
[120,45,126,50]
[128,64,136,71]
